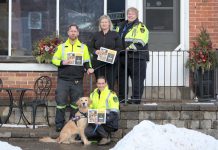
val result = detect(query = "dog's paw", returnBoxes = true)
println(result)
[84,140,91,145]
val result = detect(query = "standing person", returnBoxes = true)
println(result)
[116,7,149,104]
[85,76,119,145]
[89,15,122,90]
[52,24,94,132]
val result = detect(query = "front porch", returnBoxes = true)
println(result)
[0,50,218,141]
[1,102,218,141]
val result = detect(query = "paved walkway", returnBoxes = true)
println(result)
[0,126,116,150]
[1,138,115,150]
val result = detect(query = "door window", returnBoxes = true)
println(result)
[144,0,180,51]
[107,0,125,29]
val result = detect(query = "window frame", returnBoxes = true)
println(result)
[1,0,189,71]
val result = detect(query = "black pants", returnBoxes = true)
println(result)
[55,78,83,129]
[94,63,118,90]
[85,124,113,140]
[119,56,147,103]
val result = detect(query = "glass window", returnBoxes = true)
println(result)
[12,0,56,56]
[107,0,125,29]
[0,0,8,55]
[146,9,173,31]
[59,0,103,44]
[146,0,173,7]
[145,0,174,32]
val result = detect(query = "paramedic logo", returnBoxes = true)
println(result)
[108,12,125,20]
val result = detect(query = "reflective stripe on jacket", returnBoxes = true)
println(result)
[52,38,92,81]
[116,20,149,60]
[116,22,149,50]
[52,38,91,67]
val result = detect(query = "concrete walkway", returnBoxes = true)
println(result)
[1,138,115,150]
[0,126,116,150]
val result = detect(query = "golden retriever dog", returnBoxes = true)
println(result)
[39,97,91,145]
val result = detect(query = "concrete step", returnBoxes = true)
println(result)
[0,125,58,138]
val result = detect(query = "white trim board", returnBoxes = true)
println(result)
[0,63,57,71]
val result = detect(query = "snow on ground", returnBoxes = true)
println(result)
[111,120,218,150]
[0,141,22,150]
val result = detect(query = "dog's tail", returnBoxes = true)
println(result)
[39,137,57,143]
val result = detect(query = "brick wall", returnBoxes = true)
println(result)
[113,103,218,141]
[0,71,94,101]
[190,0,218,48]
[0,71,57,100]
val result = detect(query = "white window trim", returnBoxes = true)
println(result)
[104,0,107,14]
[8,0,12,56]
[180,0,189,51]
[56,0,60,36]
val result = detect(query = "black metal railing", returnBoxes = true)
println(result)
[86,50,218,103]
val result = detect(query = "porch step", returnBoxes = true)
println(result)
[0,125,58,139]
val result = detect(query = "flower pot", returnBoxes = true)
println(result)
[193,68,215,101]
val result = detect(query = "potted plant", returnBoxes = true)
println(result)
[186,27,218,100]
[32,35,63,63]
[186,27,218,73]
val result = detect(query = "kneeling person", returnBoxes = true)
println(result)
[85,76,119,145]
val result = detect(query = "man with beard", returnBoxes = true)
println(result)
[52,24,94,132]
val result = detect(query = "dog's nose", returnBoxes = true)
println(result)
[82,102,85,106]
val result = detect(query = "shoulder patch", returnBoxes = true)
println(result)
[140,28,145,33]
[113,96,119,103]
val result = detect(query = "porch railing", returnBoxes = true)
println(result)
[84,50,218,103]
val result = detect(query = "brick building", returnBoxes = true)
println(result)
[0,0,218,107]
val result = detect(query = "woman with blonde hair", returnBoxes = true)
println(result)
[89,15,122,90]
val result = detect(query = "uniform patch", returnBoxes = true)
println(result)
[140,28,145,33]
[113,97,119,102]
